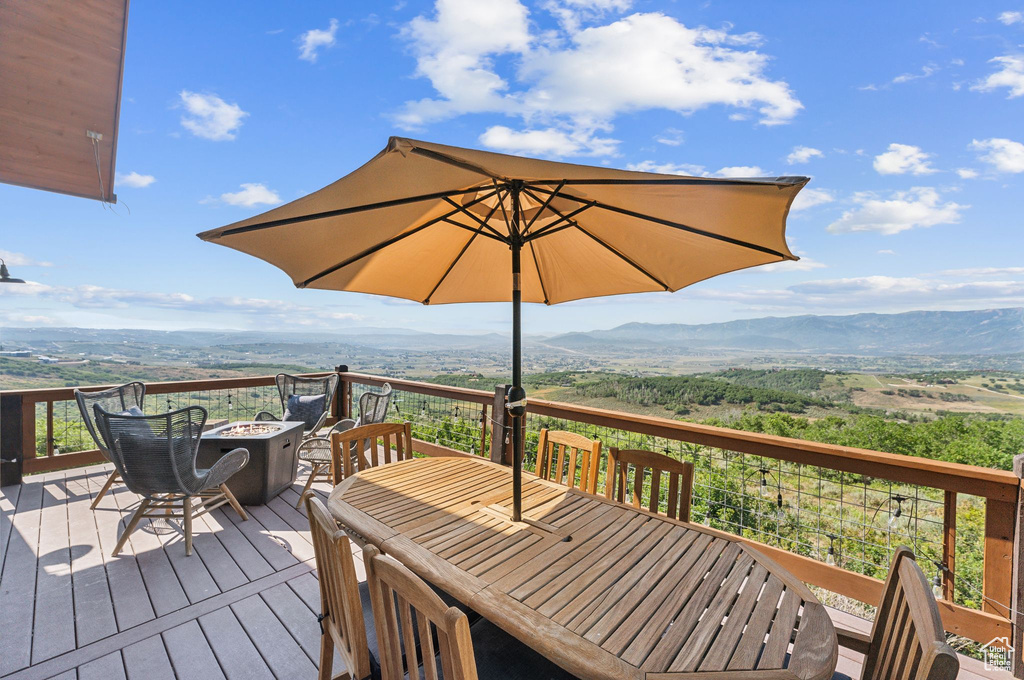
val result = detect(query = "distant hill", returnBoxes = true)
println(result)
[3,308,1022,356]
[546,308,1024,355]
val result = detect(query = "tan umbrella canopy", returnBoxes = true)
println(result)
[198,136,809,519]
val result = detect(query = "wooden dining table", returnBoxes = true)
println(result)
[329,456,838,680]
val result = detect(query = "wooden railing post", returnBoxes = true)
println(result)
[1012,454,1024,678]
[489,385,510,465]
[0,394,27,486]
[335,365,350,420]
[985,496,1016,619]
[942,490,957,602]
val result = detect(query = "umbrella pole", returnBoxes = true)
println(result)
[509,181,525,522]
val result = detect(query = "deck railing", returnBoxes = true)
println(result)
[2,369,1021,664]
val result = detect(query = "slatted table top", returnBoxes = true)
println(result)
[329,456,838,680]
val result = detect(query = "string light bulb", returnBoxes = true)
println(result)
[825,534,838,566]
[932,563,945,600]
[758,468,773,498]
[887,495,907,530]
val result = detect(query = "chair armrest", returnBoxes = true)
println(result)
[329,418,357,435]
[202,448,250,489]
[254,410,279,422]
[835,626,872,655]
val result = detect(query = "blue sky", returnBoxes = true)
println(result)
[2,0,1024,335]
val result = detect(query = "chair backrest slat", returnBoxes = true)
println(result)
[305,497,371,680]
[536,429,602,495]
[861,547,959,680]
[606,448,694,522]
[75,382,146,457]
[331,421,414,481]
[275,373,340,431]
[357,384,393,426]
[363,545,478,680]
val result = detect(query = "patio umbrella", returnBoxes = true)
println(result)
[198,137,808,521]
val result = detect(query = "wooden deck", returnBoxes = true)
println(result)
[0,462,1013,680]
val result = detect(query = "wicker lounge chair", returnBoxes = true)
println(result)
[295,383,392,508]
[254,373,341,434]
[74,382,146,509]
[94,405,250,556]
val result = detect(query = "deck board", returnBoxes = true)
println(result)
[0,460,1011,680]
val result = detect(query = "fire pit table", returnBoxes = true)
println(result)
[196,420,306,505]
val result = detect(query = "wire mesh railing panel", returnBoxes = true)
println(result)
[351,383,491,458]
[37,385,282,457]
[523,410,982,612]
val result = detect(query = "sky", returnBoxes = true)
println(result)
[2,0,1024,336]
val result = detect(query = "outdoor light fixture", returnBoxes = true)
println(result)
[825,533,838,566]
[888,494,907,529]
[758,467,773,497]
[0,259,26,284]
[932,562,945,600]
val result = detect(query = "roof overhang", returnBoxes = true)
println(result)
[0,0,130,203]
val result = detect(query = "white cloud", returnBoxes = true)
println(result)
[0,282,365,323]
[479,125,617,157]
[757,256,826,273]
[873,143,938,175]
[891,64,938,84]
[624,161,767,178]
[654,128,684,146]
[693,274,1024,313]
[397,4,801,153]
[0,249,52,267]
[786,146,823,165]
[116,171,156,188]
[998,10,1023,24]
[543,0,633,32]
[970,137,1024,172]
[179,91,248,141]
[218,183,283,207]
[715,165,765,178]
[878,249,896,255]
[972,55,1024,98]
[956,167,980,179]
[790,187,834,212]
[625,160,707,176]
[827,188,965,235]
[298,18,339,62]
[940,266,1024,276]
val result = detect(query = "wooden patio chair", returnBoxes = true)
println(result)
[329,421,414,483]
[295,383,392,508]
[74,381,146,509]
[94,405,249,556]
[605,447,694,522]
[305,495,375,680]
[363,544,577,680]
[535,428,602,495]
[834,546,959,680]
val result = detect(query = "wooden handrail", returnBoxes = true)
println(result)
[339,372,1019,501]
[6,372,337,404]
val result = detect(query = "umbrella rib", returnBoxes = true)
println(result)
[209,186,494,238]
[521,200,596,243]
[572,223,670,291]
[442,196,510,243]
[528,185,793,260]
[297,188,500,288]
[520,180,566,237]
[407,146,507,182]
[528,177,809,187]
[440,217,508,244]
[492,179,513,235]
[424,197,505,304]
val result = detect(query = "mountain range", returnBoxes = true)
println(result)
[2,308,1022,356]
[545,308,1024,355]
